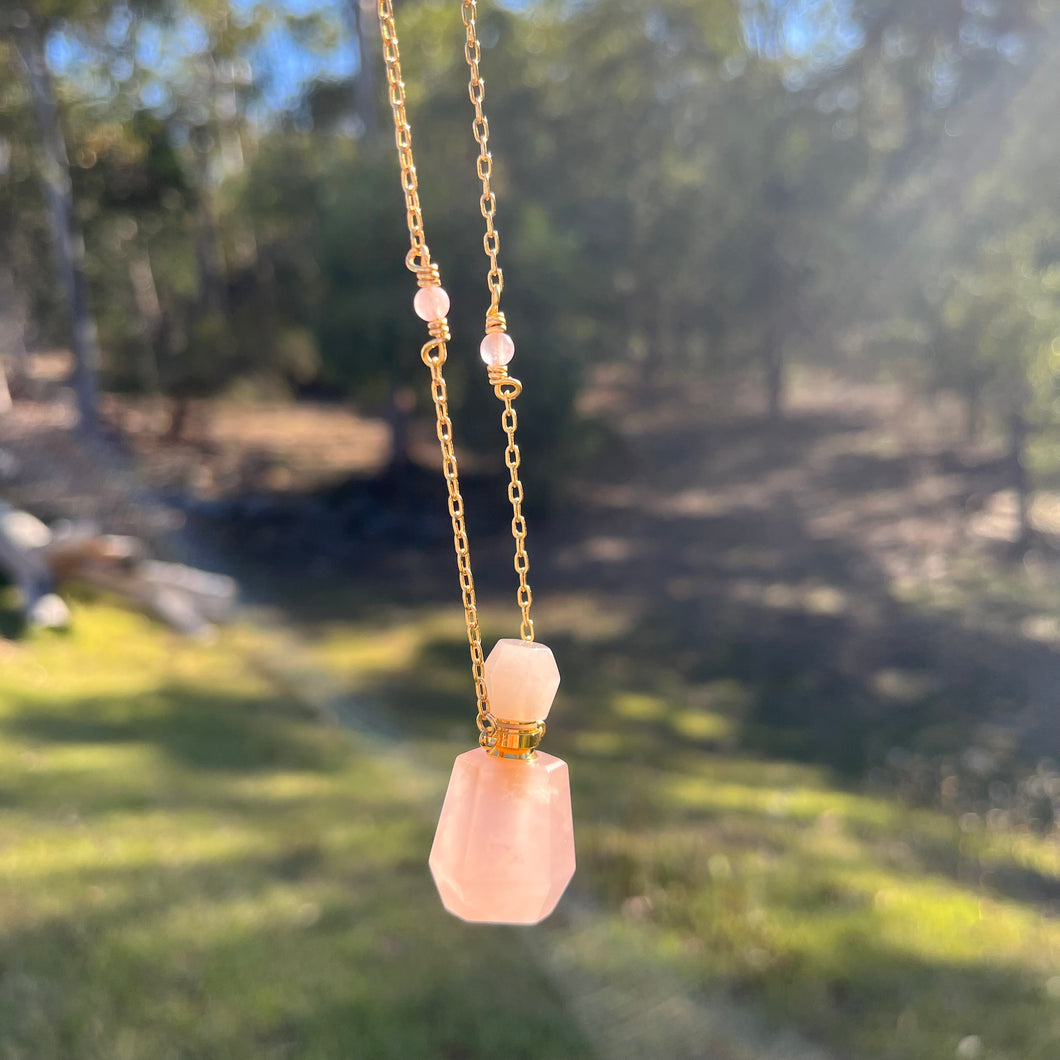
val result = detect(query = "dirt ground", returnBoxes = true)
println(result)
[3,359,1059,790]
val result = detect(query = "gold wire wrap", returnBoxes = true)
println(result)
[427,318,451,343]
[378,0,494,730]
[415,260,442,288]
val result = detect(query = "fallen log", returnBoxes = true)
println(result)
[136,560,237,624]
[0,502,237,635]
[43,528,145,582]
[64,559,215,638]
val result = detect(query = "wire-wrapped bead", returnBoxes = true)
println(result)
[414,286,451,321]
[480,331,515,366]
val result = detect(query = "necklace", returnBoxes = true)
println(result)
[377,1,575,924]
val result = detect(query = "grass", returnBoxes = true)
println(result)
[303,594,1060,1060]
[2,588,1059,1059]
[0,599,588,1060]
[9,354,1060,1058]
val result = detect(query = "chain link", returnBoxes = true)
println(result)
[460,0,504,315]
[378,0,427,271]
[377,0,493,732]
[463,1,536,642]
[490,371,534,639]
[425,344,493,731]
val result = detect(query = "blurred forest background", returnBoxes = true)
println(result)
[1,1,1060,1059]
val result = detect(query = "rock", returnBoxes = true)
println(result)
[27,592,70,630]
[0,504,52,549]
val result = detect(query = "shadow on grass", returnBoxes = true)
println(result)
[0,679,590,1060]
[4,684,345,775]
[751,935,1052,1058]
[0,840,588,1060]
[566,747,1059,1057]
[257,402,1060,835]
[292,403,1060,910]
[142,397,1060,1058]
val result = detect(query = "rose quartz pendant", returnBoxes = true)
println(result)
[429,639,575,924]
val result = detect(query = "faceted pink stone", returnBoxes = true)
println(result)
[479,331,515,366]
[484,638,560,723]
[429,748,575,924]
[413,285,450,321]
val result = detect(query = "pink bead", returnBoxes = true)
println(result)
[429,748,576,924]
[413,286,450,321]
[484,638,560,723]
[479,331,515,366]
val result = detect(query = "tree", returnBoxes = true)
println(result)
[832,8,1060,550]
[4,6,102,431]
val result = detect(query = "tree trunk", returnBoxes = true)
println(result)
[386,387,411,474]
[349,0,379,139]
[190,94,229,320]
[1008,410,1032,551]
[128,238,163,393]
[386,347,414,475]
[13,17,99,433]
[194,176,228,317]
[167,396,191,442]
[964,387,981,445]
[764,342,784,424]
[0,266,30,400]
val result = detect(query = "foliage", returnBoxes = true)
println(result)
[5,0,1060,469]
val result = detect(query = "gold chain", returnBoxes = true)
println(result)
[462,0,535,642]
[377,0,425,274]
[488,365,533,639]
[377,0,494,739]
[377,0,537,742]
[461,0,503,317]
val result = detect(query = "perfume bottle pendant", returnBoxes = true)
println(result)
[429,639,576,924]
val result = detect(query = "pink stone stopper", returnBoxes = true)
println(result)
[414,285,450,321]
[484,638,560,724]
[479,331,515,366]
[429,748,575,924]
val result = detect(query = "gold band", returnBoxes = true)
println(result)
[481,717,547,760]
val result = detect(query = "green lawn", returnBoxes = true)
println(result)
[306,596,1060,1060]
[0,600,587,1060]
[1,593,1059,1059]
